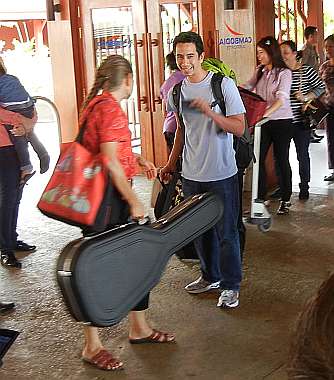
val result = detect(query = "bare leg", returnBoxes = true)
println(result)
[81,326,123,370]
[128,310,175,342]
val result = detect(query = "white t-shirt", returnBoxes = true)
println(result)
[167,71,245,182]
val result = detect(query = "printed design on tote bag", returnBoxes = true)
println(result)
[41,151,104,215]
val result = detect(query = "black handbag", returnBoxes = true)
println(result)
[302,98,329,128]
[297,69,329,128]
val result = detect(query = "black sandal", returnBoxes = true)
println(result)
[1,253,22,269]
[324,174,334,182]
[19,171,36,188]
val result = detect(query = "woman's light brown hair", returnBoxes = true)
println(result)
[81,54,132,111]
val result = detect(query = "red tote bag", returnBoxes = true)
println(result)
[38,138,109,228]
[238,86,267,128]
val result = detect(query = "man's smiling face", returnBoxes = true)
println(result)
[175,42,204,78]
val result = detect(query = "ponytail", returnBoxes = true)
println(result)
[81,54,133,113]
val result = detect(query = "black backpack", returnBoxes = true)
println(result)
[172,73,254,170]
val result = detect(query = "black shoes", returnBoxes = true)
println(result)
[310,130,324,143]
[324,173,334,182]
[16,240,36,252]
[0,241,36,268]
[0,301,15,313]
[1,253,22,269]
[277,201,290,215]
[299,191,309,200]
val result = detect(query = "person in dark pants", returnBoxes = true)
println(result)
[78,55,174,372]
[280,40,325,200]
[0,107,37,269]
[244,36,293,215]
[161,32,245,309]
[237,169,246,260]
[320,34,334,181]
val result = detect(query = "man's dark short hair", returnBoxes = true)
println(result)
[304,26,318,39]
[173,32,204,56]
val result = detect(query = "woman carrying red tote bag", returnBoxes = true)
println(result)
[43,55,174,372]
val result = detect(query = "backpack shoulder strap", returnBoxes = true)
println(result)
[172,82,182,113]
[172,81,186,131]
[210,73,226,116]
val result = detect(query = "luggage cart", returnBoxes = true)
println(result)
[245,118,272,232]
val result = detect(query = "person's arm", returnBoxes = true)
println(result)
[11,109,37,136]
[0,107,37,137]
[160,85,185,179]
[264,69,291,118]
[160,117,184,180]
[100,142,145,220]
[297,66,325,102]
[134,153,157,180]
[263,99,284,118]
[189,77,245,136]
[189,98,245,136]
[0,107,22,126]
[241,67,260,91]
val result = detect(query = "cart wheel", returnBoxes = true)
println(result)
[257,218,272,232]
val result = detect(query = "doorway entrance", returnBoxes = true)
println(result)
[80,0,199,165]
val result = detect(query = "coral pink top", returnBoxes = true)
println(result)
[80,91,137,179]
[0,107,22,147]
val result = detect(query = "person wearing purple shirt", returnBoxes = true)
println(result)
[244,36,293,215]
[160,52,185,152]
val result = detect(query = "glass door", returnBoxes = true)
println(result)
[146,0,199,165]
[81,0,154,161]
[80,0,199,165]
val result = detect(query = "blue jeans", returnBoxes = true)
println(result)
[182,174,242,291]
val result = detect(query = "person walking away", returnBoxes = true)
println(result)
[77,55,175,371]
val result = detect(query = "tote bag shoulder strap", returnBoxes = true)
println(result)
[76,98,110,145]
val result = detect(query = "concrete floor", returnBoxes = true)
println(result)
[0,123,333,379]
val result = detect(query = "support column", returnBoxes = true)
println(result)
[198,0,216,58]
[254,0,275,41]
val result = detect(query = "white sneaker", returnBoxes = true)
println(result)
[217,290,239,308]
[185,276,220,294]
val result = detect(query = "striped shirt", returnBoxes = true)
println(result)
[290,64,325,124]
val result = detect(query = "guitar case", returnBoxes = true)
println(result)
[57,192,223,327]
